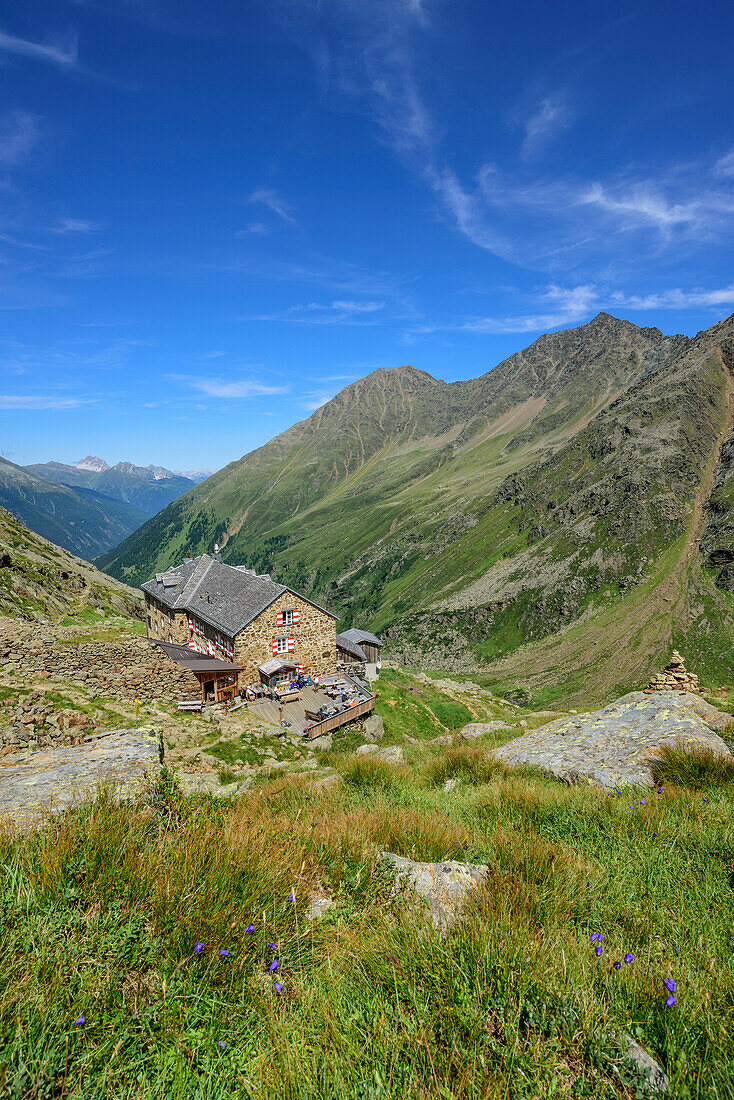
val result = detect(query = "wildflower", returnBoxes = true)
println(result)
[598,934,604,943]
[657,787,663,794]
[639,800,646,806]
[590,933,599,943]
[666,995,677,1007]
[595,945,603,956]
[674,946,680,956]
[269,959,280,972]
[274,982,284,993]
[266,942,276,950]
[613,961,621,971]
[244,923,255,934]
[219,949,230,958]
[703,797,709,802]
[287,892,294,902]
[663,978,675,993]
[74,1015,85,1026]
[624,953,634,964]
[218,1040,226,1049]
[653,831,658,837]
[195,941,205,954]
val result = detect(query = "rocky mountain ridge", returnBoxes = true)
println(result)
[97,311,734,700]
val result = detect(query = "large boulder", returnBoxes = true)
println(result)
[381,852,488,929]
[0,727,163,825]
[491,692,731,789]
[459,721,512,740]
[362,715,385,743]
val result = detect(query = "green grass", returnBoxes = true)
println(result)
[1,750,733,1099]
[652,743,734,790]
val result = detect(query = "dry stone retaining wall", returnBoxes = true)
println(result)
[0,618,200,706]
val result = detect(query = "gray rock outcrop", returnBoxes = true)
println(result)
[0,726,163,824]
[381,852,488,929]
[491,691,732,789]
[362,715,385,743]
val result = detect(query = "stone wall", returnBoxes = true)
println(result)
[234,591,337,683]
[0,618,201,705]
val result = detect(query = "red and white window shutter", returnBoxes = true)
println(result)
[287,637,295,652]
[272,639,279,655]
[276,611,284,627]
[292,608,300,625]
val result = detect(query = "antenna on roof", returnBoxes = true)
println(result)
[212,543,222,562]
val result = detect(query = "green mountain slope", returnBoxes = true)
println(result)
[25,460,196,517]
[0,506,142,621]
[0,458,148,561]
[97,311,734,699]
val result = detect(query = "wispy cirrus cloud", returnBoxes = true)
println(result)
[0,394,88,409]
[250,299,386,326]
[286,2,734,275]
[171,374,288,399]
[520,93,573,158]
[52,217,99,234]
[249,189,297,226]
[446,281,734,337]
[461,284,599,334]
[0,111,40,167]
[0,27,78,68]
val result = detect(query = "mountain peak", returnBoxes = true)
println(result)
[77,455,110,472]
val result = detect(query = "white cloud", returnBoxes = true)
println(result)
[53,218,98,234]
[236,222,270,237]
[0,111,40,167]
[0,394,87,409]
[612,285,734,310]
[0,28,78,68]
[249,189,297,226]
[250,299,386,325]
[172,375,288,399]
[714,149,734,178]
[462,284,599,334]
[521,94,572,158]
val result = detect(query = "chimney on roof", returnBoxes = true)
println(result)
[212,542,222,562]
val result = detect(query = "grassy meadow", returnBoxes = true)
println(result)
[1,731,733,1099]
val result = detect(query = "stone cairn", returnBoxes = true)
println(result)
[645,651,700,695]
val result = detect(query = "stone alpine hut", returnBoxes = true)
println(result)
[142,552,337,688]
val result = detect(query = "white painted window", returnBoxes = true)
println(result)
[282,609,294,626]
[275,636,288,653]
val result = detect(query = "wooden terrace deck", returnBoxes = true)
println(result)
[247,676,374,739]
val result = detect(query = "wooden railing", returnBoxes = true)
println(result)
[303,694,375,740]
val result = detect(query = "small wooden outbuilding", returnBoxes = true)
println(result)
[153,640,244,703]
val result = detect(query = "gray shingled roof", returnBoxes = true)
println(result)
[335,633,367,661]
[152,640,245,673]
[142,554,335,637]
[339,627,382,648]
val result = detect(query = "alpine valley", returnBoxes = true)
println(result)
[97,311,734,704]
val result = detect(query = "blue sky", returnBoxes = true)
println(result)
[1,0,733,470]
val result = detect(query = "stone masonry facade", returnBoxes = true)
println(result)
[233,590,336,684]
[145,587,336,685]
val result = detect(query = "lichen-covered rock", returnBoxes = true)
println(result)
[0,727,163,824]
[491,692,731,789]
[620,1034,668,1094]
[362,715,385,743]
[459,721,512,740]
[374,745,404,763]
[381,852,488,929]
